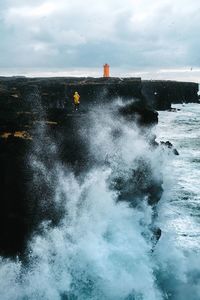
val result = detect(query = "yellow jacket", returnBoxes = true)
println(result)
[73,92,80,104]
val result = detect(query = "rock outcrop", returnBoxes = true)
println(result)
[142,80,199,110]
[0,76,198,257]
[0,76,159,257]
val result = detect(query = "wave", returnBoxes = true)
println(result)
[0,101,200,299]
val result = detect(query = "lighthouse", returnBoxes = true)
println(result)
[103,64,110,78]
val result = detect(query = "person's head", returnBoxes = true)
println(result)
[75,91,78,94]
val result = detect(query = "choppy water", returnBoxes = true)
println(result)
[0,102,200,300]
[156,103,200,251]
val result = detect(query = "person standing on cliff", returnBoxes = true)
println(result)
[73,91,80,111]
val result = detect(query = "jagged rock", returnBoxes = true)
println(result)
[160,141,179,155]
[0,76,194,257]
[118,100,158,126]
[142,80,199,110]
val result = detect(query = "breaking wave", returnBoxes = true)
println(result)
[0,102,200,300]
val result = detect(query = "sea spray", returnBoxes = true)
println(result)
[0,101,200,299]
[0,166,163,300]
[0,99,163,299]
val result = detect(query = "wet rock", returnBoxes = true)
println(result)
[118,100,158,126]
[160,141,179,155]
[109,158,163,207]
[151,226,162,251]
[0,76,187,257]
[142,80,199,110]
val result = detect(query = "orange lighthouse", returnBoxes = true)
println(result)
[103,64,110,78]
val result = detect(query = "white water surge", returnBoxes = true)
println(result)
[0,103,199,299]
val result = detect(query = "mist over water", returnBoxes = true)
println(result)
[0,102,200,299]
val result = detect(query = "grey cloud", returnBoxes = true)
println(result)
[0,0,200,72]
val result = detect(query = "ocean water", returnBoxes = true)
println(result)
[0,102,200,299]
[154,103,200,299]
[156,103,200,251]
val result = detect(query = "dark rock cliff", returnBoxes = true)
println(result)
[0,77,160,257]
[142,80,199,110]
[0,76,198,257]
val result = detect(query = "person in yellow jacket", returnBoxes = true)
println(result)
[73,91,80,111]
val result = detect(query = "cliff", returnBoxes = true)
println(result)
[0,76,158,257]
[0,76,198,257]
[0,77,198,115]
[142,80,199,110]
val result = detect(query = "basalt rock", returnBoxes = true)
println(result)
[118,100,158,126]
[0,76,191,257]
[160,141,179,155]
[142,80,199,110]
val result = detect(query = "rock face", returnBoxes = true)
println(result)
[0,77,199,114]
[0,76,159,257]
[142,80,199,110]
[0,76,142,109]
[0,76,198,257]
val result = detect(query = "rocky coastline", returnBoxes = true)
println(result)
[0,76,199,257]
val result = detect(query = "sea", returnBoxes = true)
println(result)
[0,102,199,300]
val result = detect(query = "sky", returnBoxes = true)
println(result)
[0,0,200,81]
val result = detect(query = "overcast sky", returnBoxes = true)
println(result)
[0,0,200,81]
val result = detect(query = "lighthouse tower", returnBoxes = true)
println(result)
[103,64,110,78]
